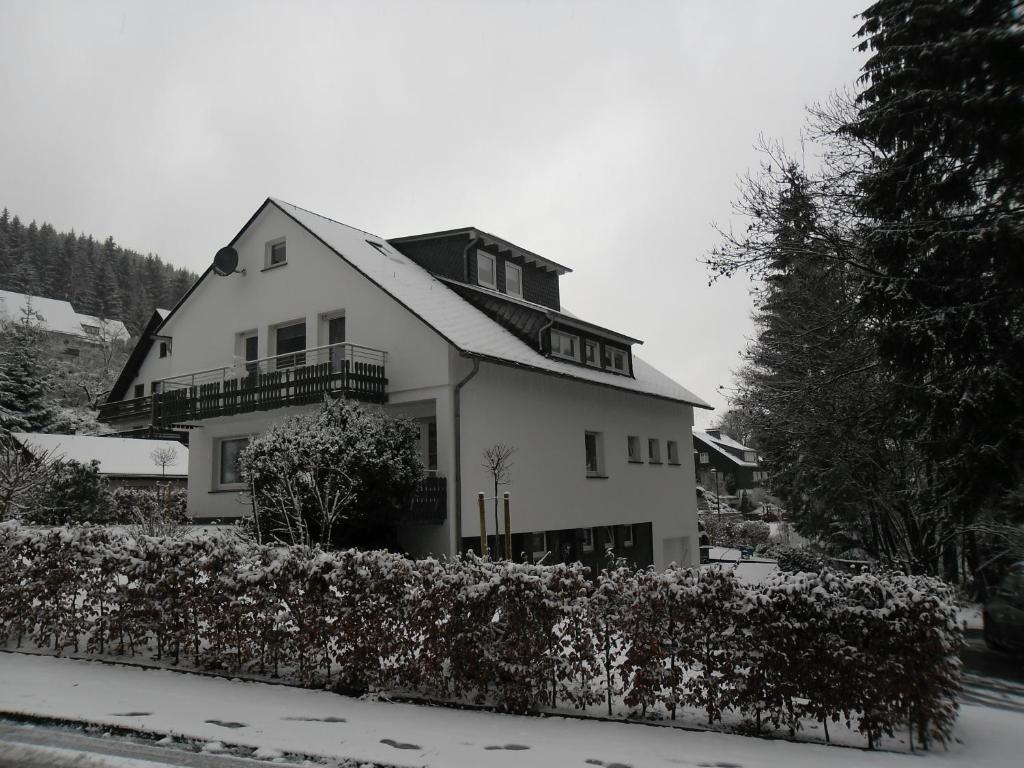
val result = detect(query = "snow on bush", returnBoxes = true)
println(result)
[0,520,962,750]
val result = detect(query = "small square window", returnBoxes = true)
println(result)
[584,339,600,367]
[476,250,496,290]
[744,451,757,463]
[667,440,680,465]
[504,262,523,298]
[699,452,709,465]
[218,437,250,488]
[648,438,662,464]
[603,345,629,374]
[585,431,604,476]
[159,341,169,358]
[627,435,642,462]
[550,329,580,361]
[269,240,287,266]
[133,384,145,399]
[150,381,161,394]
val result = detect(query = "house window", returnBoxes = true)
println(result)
[531,531,547,563]
[648,438,662,464]
[504,262,523,298]
[667,440,680,465]
[150,381,161,394]
[580,527,594,552]
[603,345,628,374]
[584,431,604,476]
[476,250,496,290]
[627,435,642,463]
[274,321,306,368]
[550,329,580,361]
[744,451,757,463]
[622,524,635,548]
[133,384,145,399]
[699,452,709,465]
[217,437,249,488]
[266,238,287,268]
[82,324,100,337]
[584,339,600,367]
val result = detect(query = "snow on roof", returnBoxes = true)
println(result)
[12,433,188,478]
[269,199,711,408]
[693,428,759,468]
[0,289,129,341]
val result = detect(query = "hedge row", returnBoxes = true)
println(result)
[0,522,962,749]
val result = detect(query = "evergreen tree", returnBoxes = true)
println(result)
[846,0,1024,522]
[0,304,53,433]
[95,257,123,320]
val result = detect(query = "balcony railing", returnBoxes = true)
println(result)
[98,395,154,423]
[406,474,447,524]
[150,342,387,427]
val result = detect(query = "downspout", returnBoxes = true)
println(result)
[453,355,481,553]
[538,314,555,354]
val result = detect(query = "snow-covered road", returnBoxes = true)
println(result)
[0,652,1020,768]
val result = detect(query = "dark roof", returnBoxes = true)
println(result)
[389,227,572,275]
[106,309,168,403]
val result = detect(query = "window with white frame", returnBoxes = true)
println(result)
[627,435,642,462]
[476,250,496,290]
[217,437,250,488]
[584,431,604,476]
[648,438,662,464]
[603,345,628,374]
[699,451,710,465]
[550,329,580,361]
[504,262,523,298]
[584,339,600,367]
[667,440,680,464]
[266,238,287,268]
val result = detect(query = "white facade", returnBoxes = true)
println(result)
[112,199,705,570]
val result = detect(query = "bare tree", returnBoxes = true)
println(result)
[482,443,516,559]
[0,436,57,520]
[150,445,179,477]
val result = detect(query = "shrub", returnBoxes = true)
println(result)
[775,546,826,573]
[24,460,112,526]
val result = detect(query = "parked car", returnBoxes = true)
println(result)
[983,561,1024,653]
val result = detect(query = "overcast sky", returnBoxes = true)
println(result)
[0,0,866,424]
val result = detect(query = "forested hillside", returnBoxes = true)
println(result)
[0,208,198,336]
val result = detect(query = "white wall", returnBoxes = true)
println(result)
[456,360,699,570]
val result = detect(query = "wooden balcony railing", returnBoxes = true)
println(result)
[406,474,447,524]
[98,395,154,423]
[135,342,387,427]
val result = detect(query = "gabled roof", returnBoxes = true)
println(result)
[158,198,710,409]
[12,433,188,478]
[107,309,170,403]
[693,428,759,468]
[0,289,129,341]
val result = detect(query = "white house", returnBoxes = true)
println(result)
[100,198,710,570]
[0,289,130,360]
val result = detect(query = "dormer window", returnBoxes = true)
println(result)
[550,329,580,361]
[603,345,628,374]
[82,324,100,336]
[584,339,600,367]
[505,262,523,298]
[744,451,757,463]
[476,250,496,290]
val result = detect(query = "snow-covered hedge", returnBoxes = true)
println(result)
[0,521,961,749]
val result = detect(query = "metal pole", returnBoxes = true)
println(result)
[477,492,488,559]
[503,492,512,561]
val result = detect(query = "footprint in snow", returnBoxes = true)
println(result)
[204,719,247,729]
[484,744,530,751]
[108,712,152,717]
[380,738,421,750]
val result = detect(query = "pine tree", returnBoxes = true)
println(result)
[95,256,123,320]
[0,304,53,433]
[847,0,1024,521]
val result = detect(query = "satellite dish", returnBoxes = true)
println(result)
[212,246,241,276]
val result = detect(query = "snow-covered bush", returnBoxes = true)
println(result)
[23,460,113,526]
[774,546,825,573]
[240,399,423,548]
[0,521,963,750]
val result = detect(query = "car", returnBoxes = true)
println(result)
[983,561,1024,654]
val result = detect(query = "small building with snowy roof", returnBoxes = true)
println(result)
[692,428,767,493]
[99,197,710,570]
[12,433,187,489]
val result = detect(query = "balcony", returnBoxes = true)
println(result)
[147,342,387,427]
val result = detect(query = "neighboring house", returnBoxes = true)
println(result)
[0,289,130,363]
[11,433,188,489]
[99,198,710,569]
[692,428,767,493]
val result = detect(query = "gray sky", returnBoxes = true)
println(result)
[0,0,866,424]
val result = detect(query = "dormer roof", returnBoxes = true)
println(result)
[389,227,572,275]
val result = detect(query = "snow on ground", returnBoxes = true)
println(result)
[1,653,1020,768]
[704,549,779,585]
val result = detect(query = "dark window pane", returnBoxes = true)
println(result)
[275,323,305,368]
